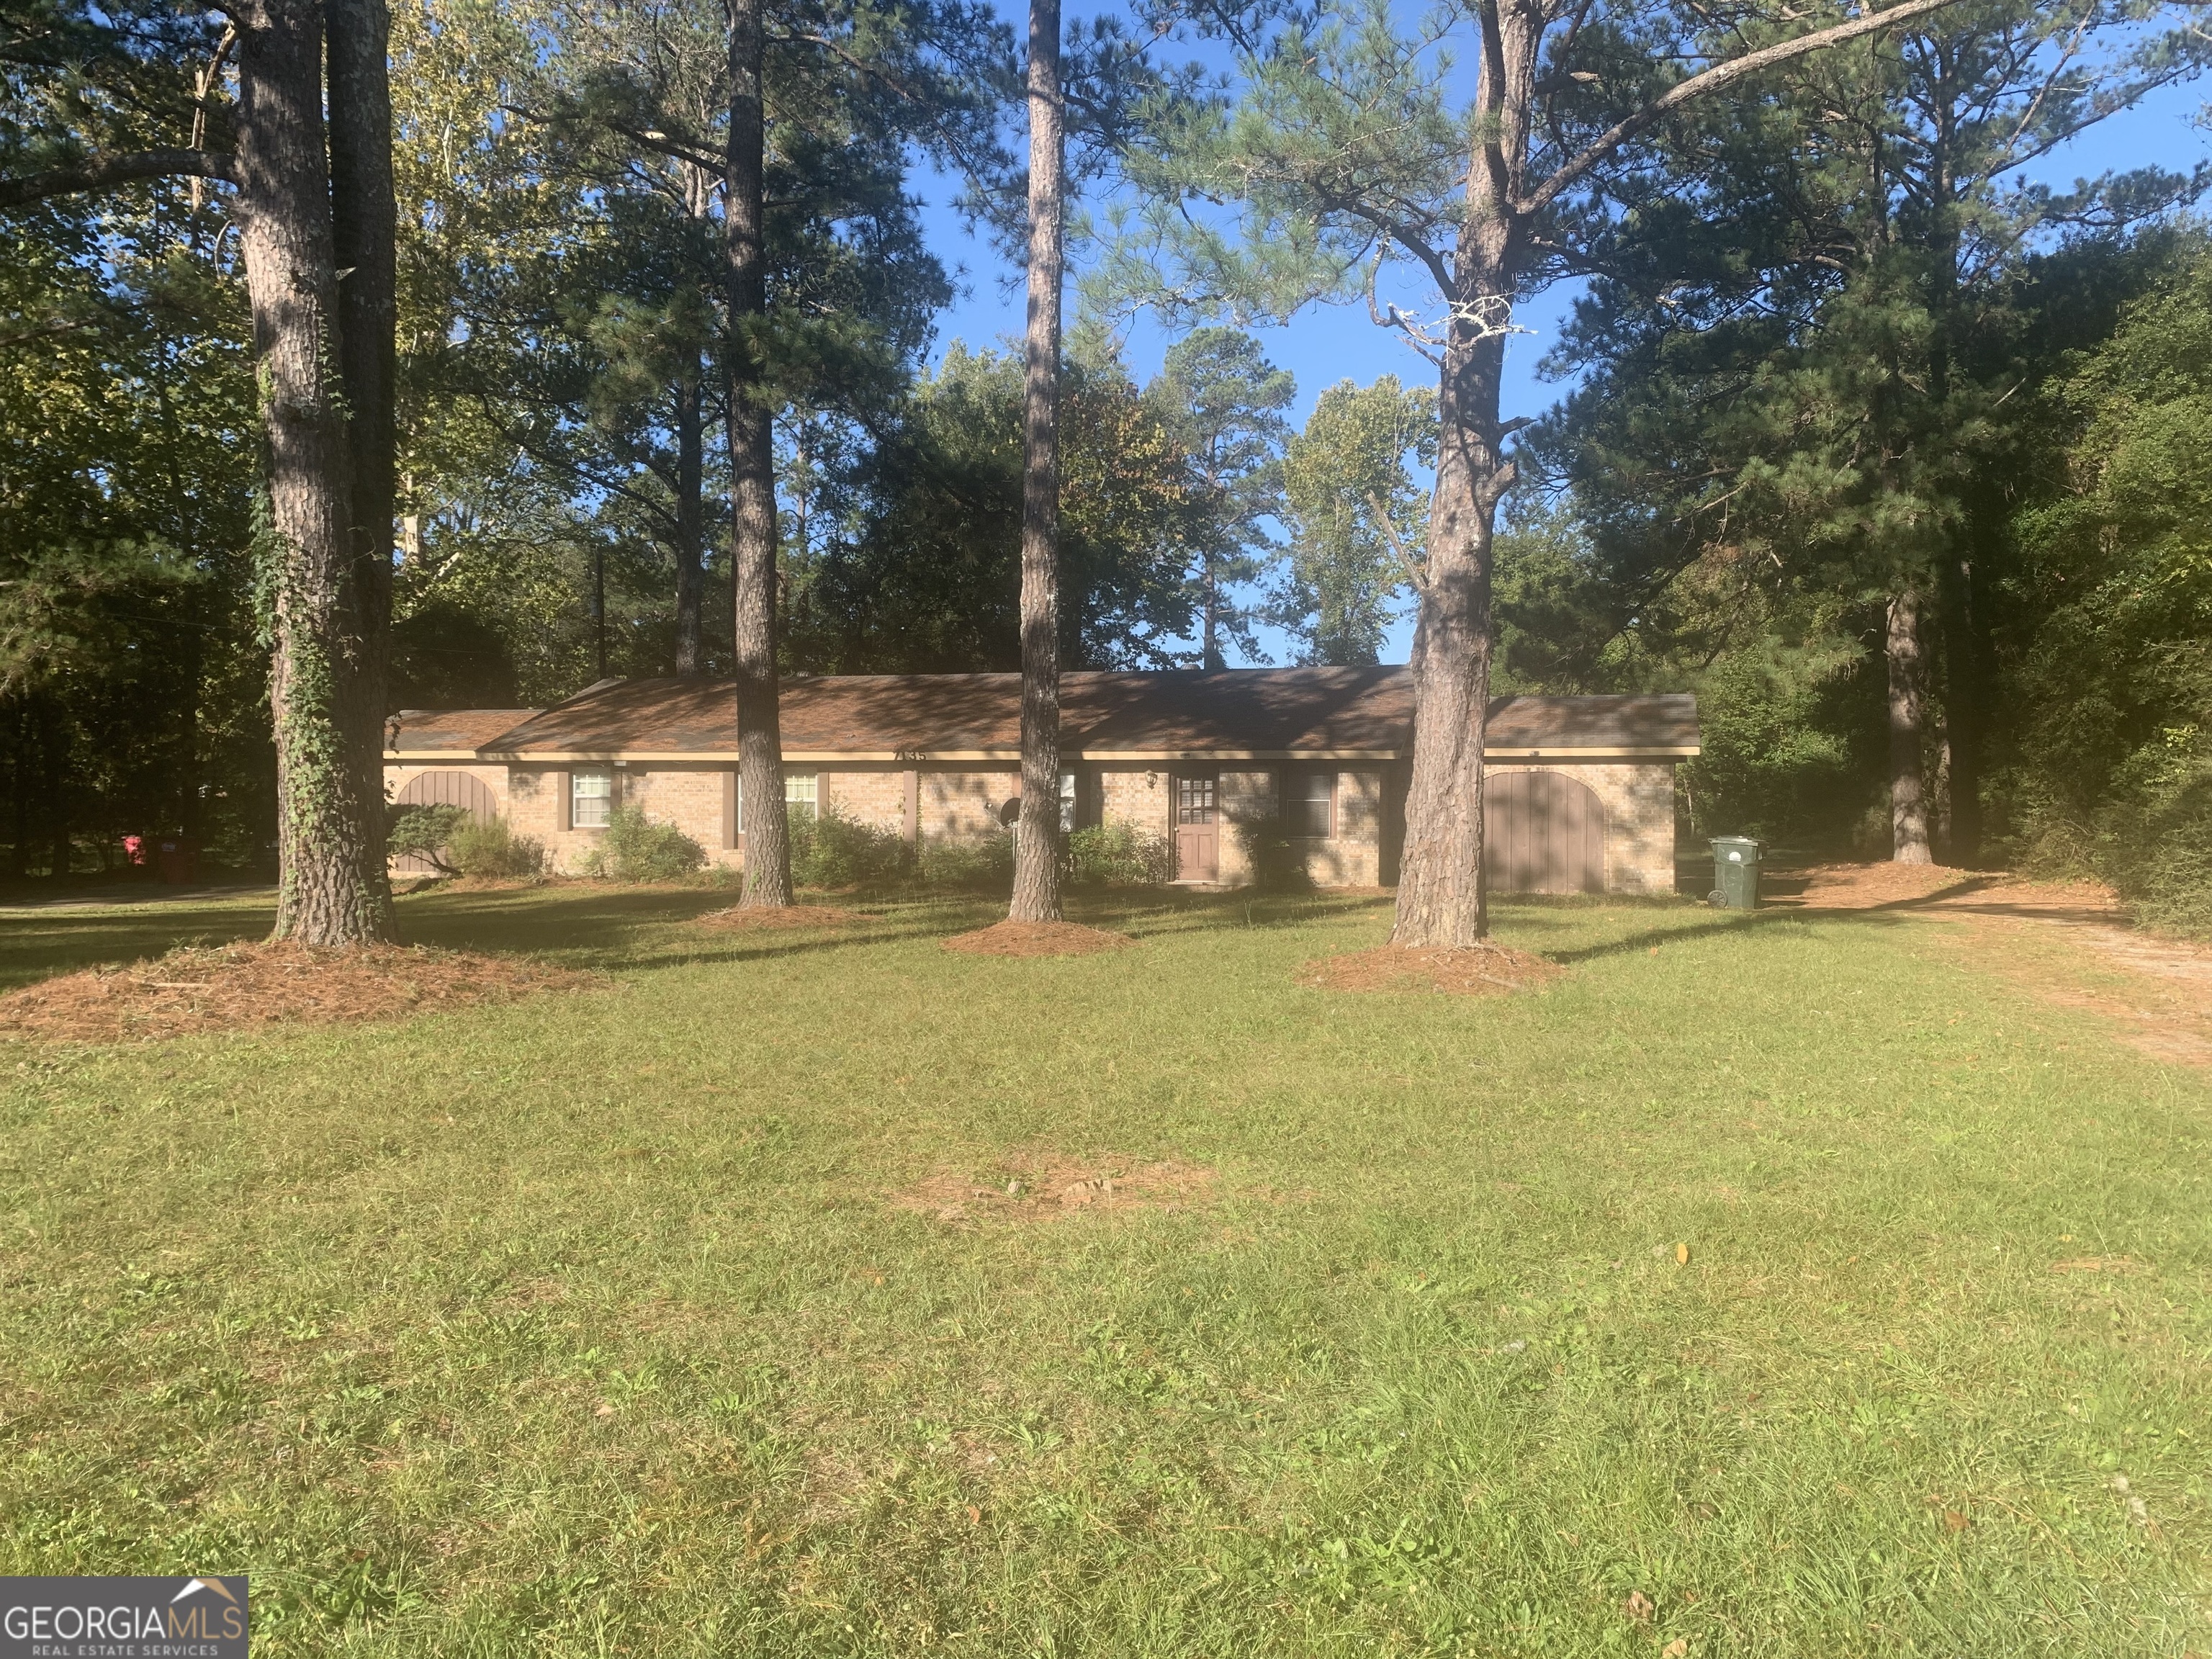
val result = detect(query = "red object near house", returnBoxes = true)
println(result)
[156,837,197,884]
[122,834,148,866]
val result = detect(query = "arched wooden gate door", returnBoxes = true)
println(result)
[1483,770,1606,894]
[391,769,498,872]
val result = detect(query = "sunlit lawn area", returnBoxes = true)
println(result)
[1,883,2206,1655]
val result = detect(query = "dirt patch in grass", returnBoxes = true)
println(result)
[0,942,593,1043]
[1765,862,2212,1069]
[1771,861,1978,909]
[2049,1255,2146,1275]
[940,920,1133,957]
[698,904,863,931]
[1300,943,1561,995]
[1770,861,2123,921]
[892,1154,1215,1224]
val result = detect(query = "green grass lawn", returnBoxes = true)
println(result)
[1,884,2206,1655]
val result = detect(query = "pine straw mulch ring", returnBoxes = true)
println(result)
[0,942,595,1044]
[891,1154,1215,1225]
[940,920,1134,957]
[1299,942,1562,995]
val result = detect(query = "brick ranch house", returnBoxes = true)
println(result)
[384,667,1699,893]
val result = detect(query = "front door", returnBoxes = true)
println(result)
[1174,773,1219,881]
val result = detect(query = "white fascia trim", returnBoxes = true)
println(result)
[408,745,1700,765]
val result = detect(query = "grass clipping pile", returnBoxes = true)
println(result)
[1302,941,1561,996]
[0,942,592,1043]
[942,920,1133,958]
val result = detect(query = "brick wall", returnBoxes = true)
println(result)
[922,768,1020,840]
[821,768,908,837]
[412,754,1677,890]
[628,766,739,869]
[1301,768,1382,888]
[1099,768,1169,837]
[1216,768,1276,885]
[498,763,742,874]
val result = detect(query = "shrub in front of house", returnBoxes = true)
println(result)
[446,813,547,879]
[583,805,705,882]
[791,809,912,889]
[918,832,1014,892]
[1066,822,1172,887]
[1232,813,1313,892]
[387,803,469,873]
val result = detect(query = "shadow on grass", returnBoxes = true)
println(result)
[0,877,1736,995]
[0,900,278,991]
[1537,889,1992,965]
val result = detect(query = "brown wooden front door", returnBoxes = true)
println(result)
[1174,773,1219,881]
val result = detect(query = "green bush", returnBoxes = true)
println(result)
[2021,733,2212,940]
[582,804,706,882]
[918,833,1014,892]
[790,809,912,889]
[446,813,547,879]
[1230,813,1312,892]
[1066,822,1173,887]
[387,803,468,872]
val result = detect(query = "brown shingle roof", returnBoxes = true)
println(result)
[402,669,1696,760]
[387,708,542,754]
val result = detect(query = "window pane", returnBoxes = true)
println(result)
[1059,770,1078,834]
[573,770,612,830]
[1176,775,1215,824]
[1294,771,1332,838]
[785,773,817,820]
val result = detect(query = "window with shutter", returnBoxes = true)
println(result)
[572,769,613,829]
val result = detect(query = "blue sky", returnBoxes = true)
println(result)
[907,49,2211,665]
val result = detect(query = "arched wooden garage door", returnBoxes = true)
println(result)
[1483,770,1605,894]
[391,769,498,871]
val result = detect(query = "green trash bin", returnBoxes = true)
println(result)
[1708,836,1761,909]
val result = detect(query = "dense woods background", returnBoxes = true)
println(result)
[4,0,2209,934]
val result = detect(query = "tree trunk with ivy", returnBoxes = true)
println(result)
[1,0,405,944]
[1008,0,1065,925]
[241,0,397,944]
[726,0,791,906]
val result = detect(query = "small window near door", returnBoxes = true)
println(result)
[1289,770,1334,838]
[1175,773,1217,824]
[785,772,817,821]
[572,768,613,829]
[1058,770,1079,833]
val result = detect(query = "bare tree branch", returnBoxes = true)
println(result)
[1367,489,1431,591]
[0,148,238,211]
[1520,0,1967,217]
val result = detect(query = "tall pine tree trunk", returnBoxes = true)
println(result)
[240,0,395,943]
[726,0,789,906]
[675,158,714,678]
[1887,586,1933,864]
[1008,0,1064,924]
[675,369,705,676]
[1202,559,1223,672]
[1939,534,1986,867]
[1390,220,1515,948]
